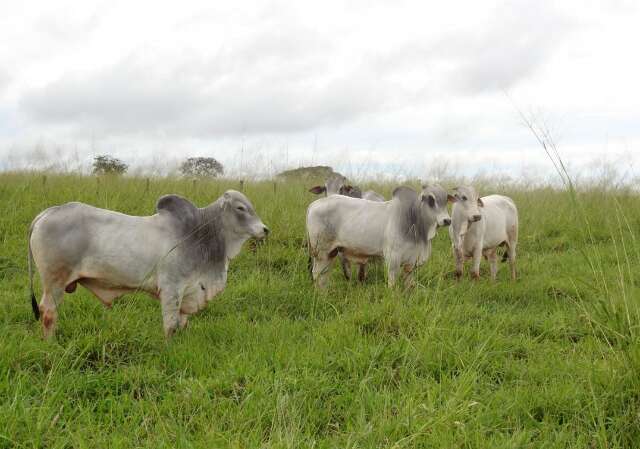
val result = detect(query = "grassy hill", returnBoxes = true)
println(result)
[1,172,639,448]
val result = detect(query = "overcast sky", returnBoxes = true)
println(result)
[1,0,638,181]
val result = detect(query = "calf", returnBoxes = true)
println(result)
[307,185,452,289]
[448,186,518,280]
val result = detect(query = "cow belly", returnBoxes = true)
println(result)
[341,248,373,264]
[78,278,139,307]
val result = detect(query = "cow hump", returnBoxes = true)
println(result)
[156,194,200,233]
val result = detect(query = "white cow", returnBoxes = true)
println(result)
[308,175,385,282]
[28,191,269,338]
[307,185,452,288]
[448,185,518,280]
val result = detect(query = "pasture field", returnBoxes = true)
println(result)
[1,172,640,448]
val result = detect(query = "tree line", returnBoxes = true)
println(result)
[92,155,224,178]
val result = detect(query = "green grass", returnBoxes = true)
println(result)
[1,172,640,448]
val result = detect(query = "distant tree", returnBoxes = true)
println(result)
[92,155,128,175]
[180,157,224,178]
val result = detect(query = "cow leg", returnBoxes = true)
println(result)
[387,261,400,288]
[179,313,189,329]
[160,288,182,338]
[357,263,367,283]
[402,264,415,290]
[487,249,498,281]
[471,244,482,280]
[312,254,335,289]
[40,286,64,339]
[453,246,464,280]
[506,241,517,280]
[339,253,352,281]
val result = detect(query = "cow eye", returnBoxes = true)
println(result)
[462,196,468,201]
[236,205,246,212]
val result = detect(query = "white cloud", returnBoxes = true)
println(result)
[1,0,639,181]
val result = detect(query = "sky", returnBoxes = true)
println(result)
[0,0,638,182]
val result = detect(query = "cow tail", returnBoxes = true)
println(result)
[28,219,40,321]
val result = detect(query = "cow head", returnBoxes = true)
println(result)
[420,184,452,229]
[309,174,361,198]
[392,184,451,243]
[221,190,270,239]
[451,185,483,224]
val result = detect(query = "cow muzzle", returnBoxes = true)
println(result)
[255,225,270,239]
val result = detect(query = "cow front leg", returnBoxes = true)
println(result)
[179,313,189,329]
[339,253,352,281]
[453,245,464,280]
[312,254,335,289]
[387,260,401,288]
[402,264,415,290]
[160,289,182,338]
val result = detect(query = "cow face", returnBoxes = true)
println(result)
[452,185,483,223]
[420,184,452,228]
[309,174,361,197]
[222,190,269,239]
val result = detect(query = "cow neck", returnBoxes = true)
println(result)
[187,204,226,268]
[403,199,434,244]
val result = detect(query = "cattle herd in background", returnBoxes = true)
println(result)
[27,173,518,338]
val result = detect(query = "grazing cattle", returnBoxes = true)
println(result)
[448,186,518,280]
[28,190,269,338]
[307,185,452,289]
[308,174,384,281]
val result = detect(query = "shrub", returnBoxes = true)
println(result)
[180,157,224,178]
[92,155,128,175]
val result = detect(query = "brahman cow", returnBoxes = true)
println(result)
[309,174,385,281]
[28,190,269,338]
[448,185,518,280]
[307,184,452,289]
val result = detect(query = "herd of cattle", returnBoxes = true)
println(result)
[27,174,518,338]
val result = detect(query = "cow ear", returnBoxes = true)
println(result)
[309,186,326,195]
[477,198,484,207]
[156,194,199,231]
[221,191,233,209]
[447,194,457,203]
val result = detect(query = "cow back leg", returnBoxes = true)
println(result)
[339,252,352,281]
[506,241,517,280]
[159,288,182,338]
[312,254,335,289]
[40,285,64,339]
[486,249,499,281]
[471,243,482,280]
[357,263,367,282]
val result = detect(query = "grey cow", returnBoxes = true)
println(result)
[307,185,452,289]
[308,174,385,281]
[28,190,269,339]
